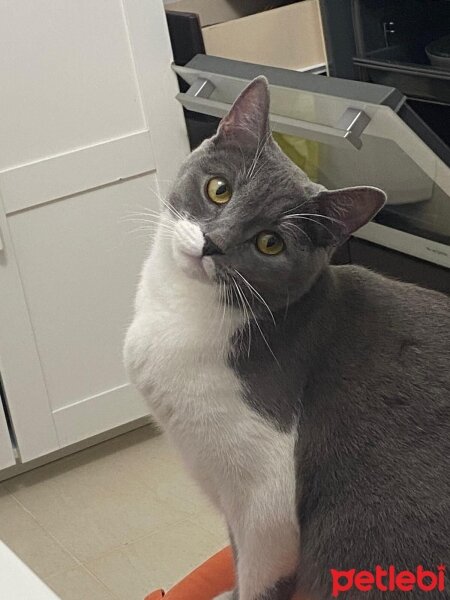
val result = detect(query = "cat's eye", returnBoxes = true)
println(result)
[256,232,284,256]
[206,177,232,204]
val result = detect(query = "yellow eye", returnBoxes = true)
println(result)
[256,232,284,255]
[206,177,232,204]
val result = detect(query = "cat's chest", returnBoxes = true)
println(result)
[125,274,245,428]
[125,262,298,526]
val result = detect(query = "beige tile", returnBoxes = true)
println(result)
[0,488,76,578]
[84,549,153,600]
[5,432,193,562]
[187,510,229,544]
[137,456,215,516]
[46,566,115,600]
[87,519,227,598]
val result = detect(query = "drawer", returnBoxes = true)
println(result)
[166,0,326,71]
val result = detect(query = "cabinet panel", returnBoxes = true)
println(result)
[0,194,60,461]
[0,0,146,171]
[0,389,15,470]
[6,174,156,444]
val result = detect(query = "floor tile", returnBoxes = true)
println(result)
[87,519,227,598]
[46,566,115,600]
[3,427,229,597]
[187,510,229,543]
[84,548,152,600]
[0,487,77,578]
[5,431,191,562]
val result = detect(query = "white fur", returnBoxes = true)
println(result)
[124,214,299,600]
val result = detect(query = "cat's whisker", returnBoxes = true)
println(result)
[121,216,174,230]
[279,221,312,246]
[247,130,271,180]
[120,207,167,221]
[139,184,182,221]
[231,278,252,358]
[218,281,227,336]
[283,288,290,323]
[124,204,164,215]
[233,269,276,326]
[235,142,248,181]
[281,198,312,215]
[251,158,270,181]
[124,223,176,238]
[160,197,185,221]
[285,213,344,226]
[234,277,280,366]
[141,182,169,206]
[253,131,271,177]
[290,215,339,243]
[122,211,168,223]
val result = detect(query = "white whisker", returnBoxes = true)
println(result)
[234,269,276,326]
[232,278,251,358]
[284,213,344,226]
[232,277,279,366]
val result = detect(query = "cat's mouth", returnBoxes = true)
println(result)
[171,218,216,283]
[176,249,215,282]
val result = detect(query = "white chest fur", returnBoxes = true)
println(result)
[124,222,299,596]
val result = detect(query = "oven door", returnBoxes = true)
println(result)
[173,55,450,269]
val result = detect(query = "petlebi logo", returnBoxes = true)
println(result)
[330,565,446,597]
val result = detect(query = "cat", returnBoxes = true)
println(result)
[124,77,450,600]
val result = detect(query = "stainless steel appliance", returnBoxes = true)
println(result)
[166,2,450,293]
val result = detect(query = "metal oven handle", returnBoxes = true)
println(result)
[176,78,371,150]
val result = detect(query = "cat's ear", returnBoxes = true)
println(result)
[312,186,386,246]
[215,76,270,145]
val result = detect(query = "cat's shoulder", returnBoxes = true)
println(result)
[331,263,450,324]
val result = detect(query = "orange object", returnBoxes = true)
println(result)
[144,546,305,600]
[144,547,235,600]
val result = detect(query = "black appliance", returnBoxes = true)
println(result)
[166,2,450,293]
[320,0,450,145]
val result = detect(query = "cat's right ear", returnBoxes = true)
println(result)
[215,76,270,146]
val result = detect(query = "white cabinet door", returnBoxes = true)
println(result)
[0,0,190,461]
[0,390,15,470]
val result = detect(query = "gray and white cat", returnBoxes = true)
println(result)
[124,78,450,600]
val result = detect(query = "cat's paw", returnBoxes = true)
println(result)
[213,592,235,600]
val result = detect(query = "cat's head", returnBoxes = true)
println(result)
[165,77,386,310]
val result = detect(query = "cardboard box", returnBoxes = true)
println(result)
[168,0,326,71]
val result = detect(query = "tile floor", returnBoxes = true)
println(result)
[0,425,229,600]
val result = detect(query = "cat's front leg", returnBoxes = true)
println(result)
[234,518,299,600]
[212,526,239,600]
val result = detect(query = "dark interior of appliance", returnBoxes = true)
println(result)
[352,0,450,67]
[351,0,450,144]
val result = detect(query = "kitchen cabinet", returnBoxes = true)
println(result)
[0,390,15,470]
[0,0,190,465]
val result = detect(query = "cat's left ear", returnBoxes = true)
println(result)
[312,186,386,246]
[215,76,270,145]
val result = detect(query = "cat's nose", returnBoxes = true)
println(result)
[203,235,224,257]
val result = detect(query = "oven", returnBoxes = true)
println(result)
[320,0,450,146]
[165,0,450,293]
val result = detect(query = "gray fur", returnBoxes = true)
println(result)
[167,78,450,599]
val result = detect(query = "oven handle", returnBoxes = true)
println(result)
[176,78,371,150]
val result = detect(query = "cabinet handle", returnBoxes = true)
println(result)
[0,228,3,252]
[177,78,370,150]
